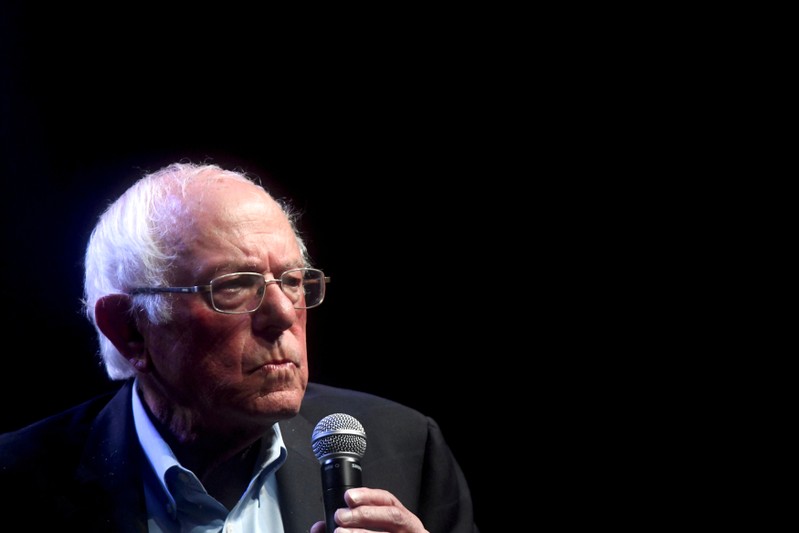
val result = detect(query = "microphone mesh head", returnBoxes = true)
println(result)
[311,413,367,462]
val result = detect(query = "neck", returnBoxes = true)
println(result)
[136,382,267,477]
[168,430,261,478]
[144,399,266,510]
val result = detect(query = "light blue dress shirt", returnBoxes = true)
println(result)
[132,380,287,532]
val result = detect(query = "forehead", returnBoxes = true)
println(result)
[169,178,301,265]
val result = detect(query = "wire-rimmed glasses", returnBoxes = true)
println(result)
[128,267,329,314]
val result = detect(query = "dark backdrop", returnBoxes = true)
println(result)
[1,6,510,528]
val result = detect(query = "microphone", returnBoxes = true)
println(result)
[311,413,367,532]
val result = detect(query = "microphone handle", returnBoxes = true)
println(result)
[321,456,363,532]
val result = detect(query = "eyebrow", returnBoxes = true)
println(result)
[209,260,307,277]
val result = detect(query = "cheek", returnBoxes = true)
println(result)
[152,309,241,372]
[192,314,242,345]
[189,315,252,365]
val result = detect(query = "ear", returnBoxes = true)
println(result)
[95,294,148,371]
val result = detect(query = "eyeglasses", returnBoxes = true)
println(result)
[128,268,330,314]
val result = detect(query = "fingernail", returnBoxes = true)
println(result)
[346,489,362,504]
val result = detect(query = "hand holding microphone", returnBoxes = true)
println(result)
[310,414,429,533]
[311,413,367,532]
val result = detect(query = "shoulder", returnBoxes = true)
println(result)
[303,382,426,420]
[301,382,433,445]
[0,386,123,469]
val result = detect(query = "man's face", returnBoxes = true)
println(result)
[139,178,309,434]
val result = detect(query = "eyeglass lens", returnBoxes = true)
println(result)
[209,269,324,313]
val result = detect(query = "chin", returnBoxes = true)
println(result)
[254,388,304,418]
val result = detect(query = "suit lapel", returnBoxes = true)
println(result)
[75,380,149,532]
[277,413,326,533]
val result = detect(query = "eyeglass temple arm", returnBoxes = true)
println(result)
[303,276,331,286]
[128,285,210,295]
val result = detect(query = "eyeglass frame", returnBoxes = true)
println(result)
[127,267,330,314]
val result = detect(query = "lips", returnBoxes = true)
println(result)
[262,361,296,370]
[248,359,298,374]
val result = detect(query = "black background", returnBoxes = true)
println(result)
[0,6,522,528]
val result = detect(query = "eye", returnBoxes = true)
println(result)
[282,271,304,289]
[214,274,259,293]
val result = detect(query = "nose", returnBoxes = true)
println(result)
[252,281,297,332]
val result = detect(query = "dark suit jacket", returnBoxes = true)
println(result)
[0,380,478,532]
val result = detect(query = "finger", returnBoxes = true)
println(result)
[337,504,425,532]
[345,487,402,508]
